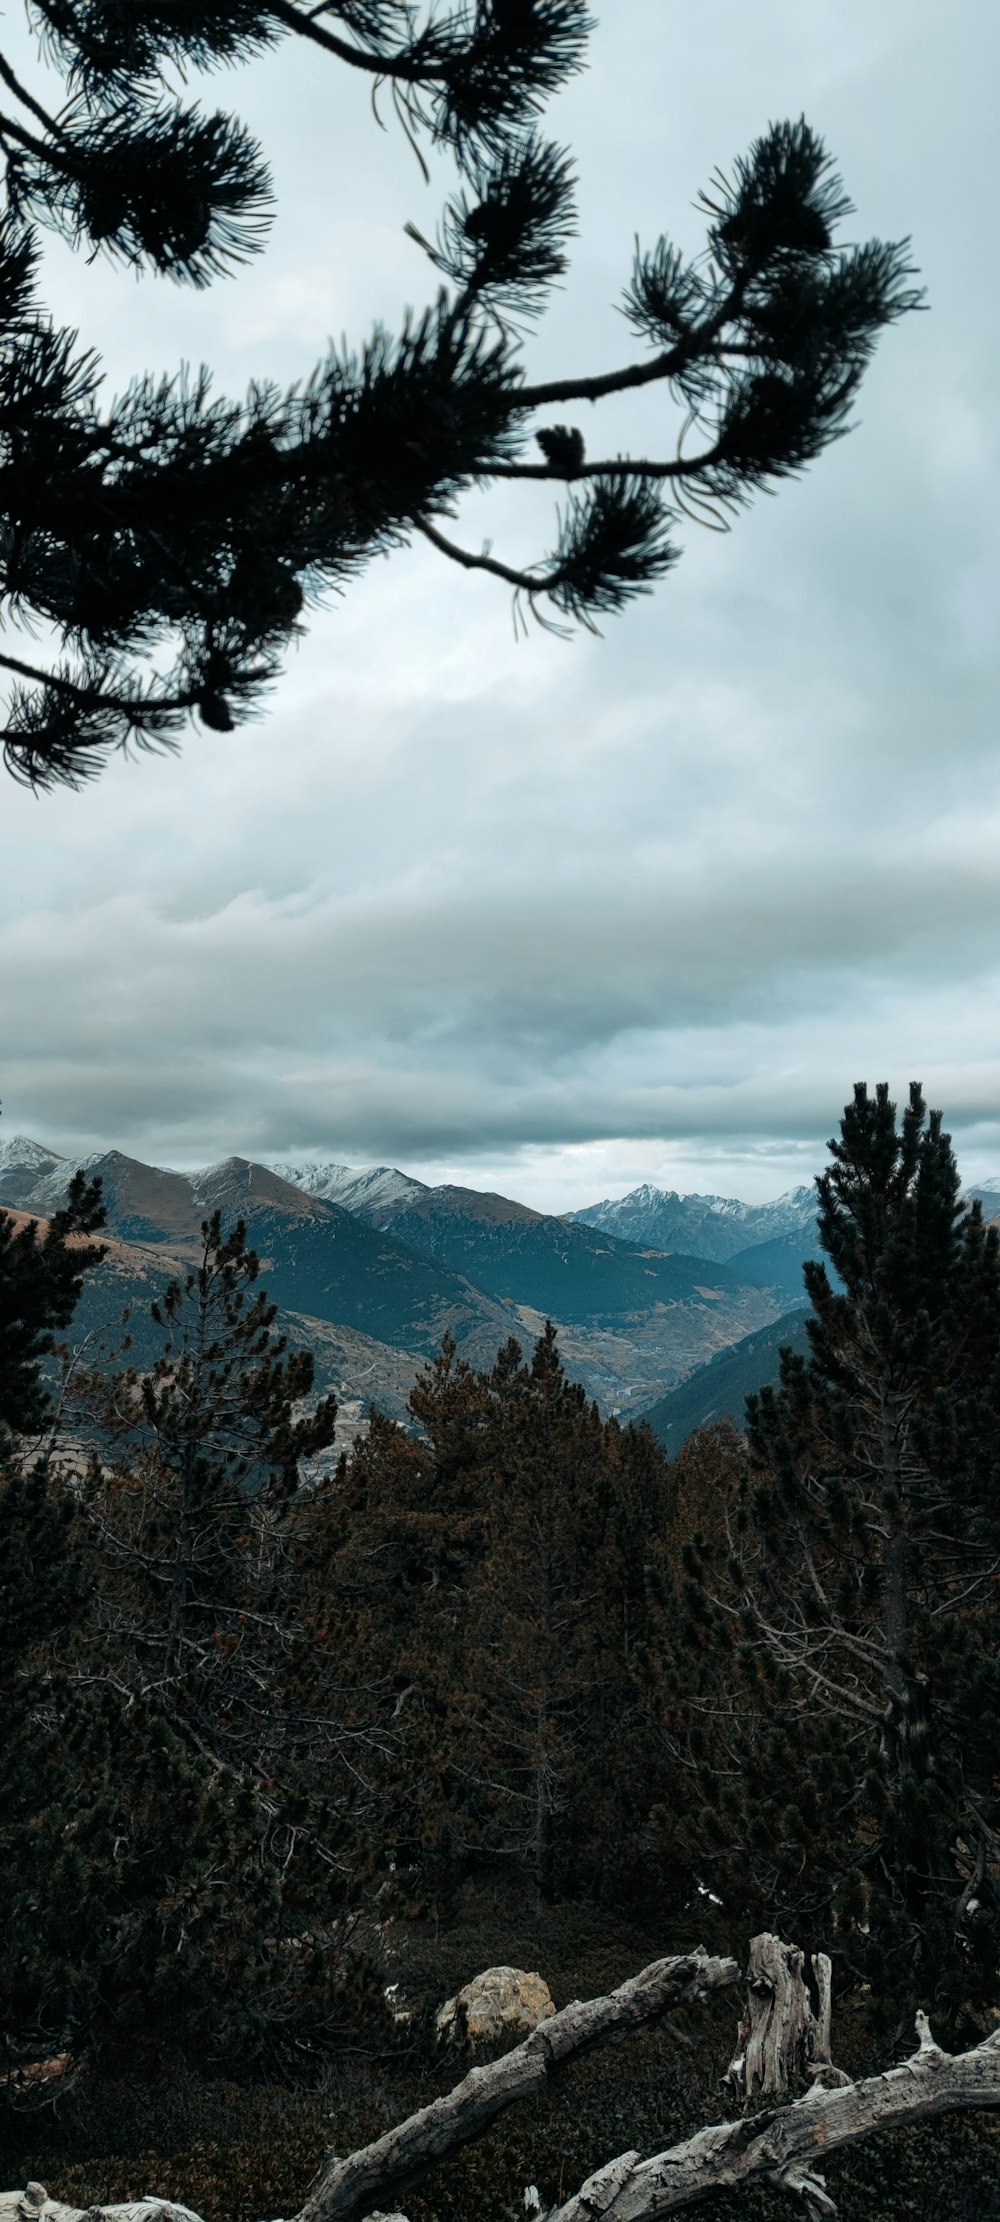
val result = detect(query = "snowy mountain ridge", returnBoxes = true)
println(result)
[5,1133,999,1254]
[569,1181,819,1264]
[266,1159,429,1216]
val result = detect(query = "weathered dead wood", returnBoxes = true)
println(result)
[295,1949,739,2222]
[0,1952,737,2222]
[7,1950,1000,2222]
[727,1934,847,2101]
[543,2014,1000,2222]
[0,2196,205,2222]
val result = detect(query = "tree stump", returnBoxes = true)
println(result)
[726,1933,848,2100]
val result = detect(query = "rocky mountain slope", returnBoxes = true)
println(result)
[269,1158,428,1217]
[342,1180,755,1320]
[569,1181,819,1262]
[642,1306,812,1449]
[264,1165,787,1408]
[21,1138,995,1433]
[1,1138,792,1420]
[1,1145,522,1366]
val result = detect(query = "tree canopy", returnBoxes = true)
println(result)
[669,1083,1000,2026]
[0,1164,106,1441]
[0,3,923,789]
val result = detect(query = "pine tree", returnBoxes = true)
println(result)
[455,1326,610,1903]
[76,1211,337,1770]
[283,1337,496,1906]
[0,1144,354,2072]
[12,1212,403,2068]
[0,1458,287,2077]
[0,1162,106,1441]
[670,1084,1000,2023]
[304,1324,678,1917]
[0,10,922,787]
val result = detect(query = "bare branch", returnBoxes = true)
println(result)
[545,2018,1000,2221]
[7,1942,1000,2222]
[295,1950,739,2222]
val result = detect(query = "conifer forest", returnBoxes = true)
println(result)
[1,5,997,2222]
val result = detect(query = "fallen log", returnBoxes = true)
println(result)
[543,2012,1000,2222]
[0,1950,738,2222]
[5,1942,1000,2222]
[297,1948,739,2222]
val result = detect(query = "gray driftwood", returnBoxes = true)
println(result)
[6,1944,1000,2222]
[543,2013,1000,2222]
[296,1949,739,2222]
[0,2197,205,2222]
[726,1933,847,2101]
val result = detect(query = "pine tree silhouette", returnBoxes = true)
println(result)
[670,1084,1000,2024]
[0,11,922,786]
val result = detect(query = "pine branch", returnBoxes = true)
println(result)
[0,36,922,786]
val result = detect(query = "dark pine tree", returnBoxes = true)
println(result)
[0,1161,106,1441]
[460,1325,617,1906]
[1,1517,289,2079]
[0,1136,353,2074]
[669,1084,1000,2026]
[301,1322,679,1920]
[1,1424,283,2079]
[0,10,921,787]
[283,1336,496,1908]
[75,1210,337,1769]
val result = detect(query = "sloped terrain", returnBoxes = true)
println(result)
[2,1149,523,1364]
[350,1181,753,1322]
[643,1306,812,1448]
[570,1180,818,1262]
[0,1142,794,1420]
[0,1140,817,1422]
[268,1157,429,1216]
[723,1227,825,1298]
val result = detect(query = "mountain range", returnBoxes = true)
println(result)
[4,1133,998,1448]
[569,1181,819,1262]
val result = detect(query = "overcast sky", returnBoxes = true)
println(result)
[0,1,997,1210]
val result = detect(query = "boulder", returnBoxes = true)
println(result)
[435,1966,556,2045]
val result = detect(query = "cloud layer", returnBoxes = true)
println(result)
[0,0,997,1206]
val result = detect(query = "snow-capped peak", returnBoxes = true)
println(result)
[266,1158,428,1219]
[0,1133,64,1174]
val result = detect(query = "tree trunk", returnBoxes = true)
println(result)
[727,1934,844,2100]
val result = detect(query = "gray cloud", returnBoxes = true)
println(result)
[1,0,998,1203]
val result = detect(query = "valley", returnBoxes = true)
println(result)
[7,1132,995,1443]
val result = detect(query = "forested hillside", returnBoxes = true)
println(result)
[0,1141,787,1421]
[4,1086,1000,2222]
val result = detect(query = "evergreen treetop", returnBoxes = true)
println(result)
[670,1083,1000,2023]
[0,1156,107,1440]
[0,5,922,788]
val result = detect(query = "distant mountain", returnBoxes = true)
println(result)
[643,1308,812,1450]
[0,1202,416,1456]
[268,1159,428,1217]
[2,1148,522,1369]
[346,1180,753,1323]
[27,1138,998,1433]
[1,1140,786,1419]
[21,1146,210,1245]
[723,1228,825,1299]
[570,1182,818,1263]
[0,1133,67,1206]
